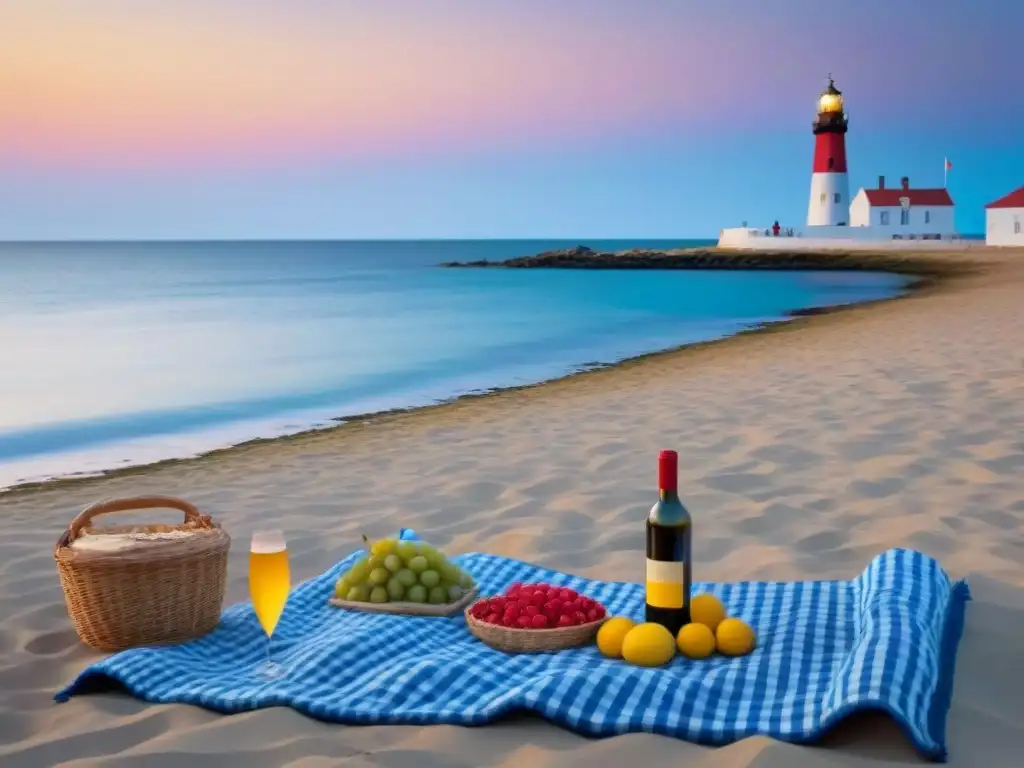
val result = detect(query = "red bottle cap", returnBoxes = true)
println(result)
[658,450,678,492]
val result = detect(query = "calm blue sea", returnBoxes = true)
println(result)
[0,240,907,488]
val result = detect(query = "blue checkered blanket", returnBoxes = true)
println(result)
[56,538,968,762]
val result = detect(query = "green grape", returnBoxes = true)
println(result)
[346,584,370,602]
[395,568,417,588]
[396,542,419,562]
[439,562,461,583]
[447,585,464,602]
[406,584,428,603]
[369,537,398,557]
[428,586,447,605]
[419,569,440,588]
[384,554,403,573]
[369,586,389,603]
[386,578,406,601]
[346,560,370,584]
[458,571,474,589]
[368,554,387,569]
[335,575,351,596]
[368,567,390,586]
[408,555,428,573]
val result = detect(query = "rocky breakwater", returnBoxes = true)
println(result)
[441,244,982,282]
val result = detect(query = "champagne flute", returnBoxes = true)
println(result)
[249,530,290,680]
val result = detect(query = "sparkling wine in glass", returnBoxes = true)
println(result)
[249,530,290,680]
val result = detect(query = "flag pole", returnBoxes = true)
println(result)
[943,157,948,189]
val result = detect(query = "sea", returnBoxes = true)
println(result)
[0,240,909,489]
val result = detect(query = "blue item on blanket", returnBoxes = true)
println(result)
[55,537,968,762]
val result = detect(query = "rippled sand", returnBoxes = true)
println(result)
[2,248,1022,767]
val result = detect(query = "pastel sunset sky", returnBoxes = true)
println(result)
[4,0,1022,239]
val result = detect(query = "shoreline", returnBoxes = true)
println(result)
[0,249,983,498]
[4,245,1023,768]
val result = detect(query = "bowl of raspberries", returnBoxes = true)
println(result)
[465,581,608,652]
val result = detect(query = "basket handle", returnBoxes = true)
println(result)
[55,496,209,551]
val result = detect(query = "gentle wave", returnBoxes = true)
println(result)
[0,240,908,488]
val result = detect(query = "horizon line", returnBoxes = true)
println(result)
[0,236,723,245]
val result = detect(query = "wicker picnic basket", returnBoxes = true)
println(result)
[54,495,231,652]
[464,605,606,653]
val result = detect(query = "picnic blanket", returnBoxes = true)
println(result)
[55,537,968,762]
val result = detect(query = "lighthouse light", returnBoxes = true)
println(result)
[818,92,843,114]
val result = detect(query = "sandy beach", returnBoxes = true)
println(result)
[2,247,1023,767]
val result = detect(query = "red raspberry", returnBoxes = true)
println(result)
[504,603,520,620]
[516,615,532,629]
[530,614,549,629]
[525,605,539,617]
[506,582,523,597]
[586,608,601,623]
[546,598,563,615]
[557,614,574,628]
[485,612,501,625]
[559,588,577,602]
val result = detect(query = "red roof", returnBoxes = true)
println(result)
[985,185,1024,209]
[863,188,954,207]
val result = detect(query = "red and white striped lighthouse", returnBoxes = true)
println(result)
[806,76,850,227]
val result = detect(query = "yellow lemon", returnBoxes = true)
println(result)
[676,622,716,659]
[715,618,757,656]
[621,623,676,667]
[596,617,635,658]
[690,593,727,633]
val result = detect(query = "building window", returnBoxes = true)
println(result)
[820,193,827,204]
[880,211,890,225]
[827,157,835,170]
[1015,220,1022,235]
[900,209,910,225]
[833,193,841,203]
[924,211,931,224]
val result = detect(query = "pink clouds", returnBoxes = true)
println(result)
[1,4,739,169]
[6,2,1012,172]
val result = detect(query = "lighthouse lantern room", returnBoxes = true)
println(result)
[806,77,851,227]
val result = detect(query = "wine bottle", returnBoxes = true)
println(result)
[645,449,692,636]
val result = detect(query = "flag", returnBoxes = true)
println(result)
[944,158,953,171]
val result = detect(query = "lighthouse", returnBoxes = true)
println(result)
[806,77,850,227]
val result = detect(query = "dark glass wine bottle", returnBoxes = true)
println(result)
[645,449,692,636]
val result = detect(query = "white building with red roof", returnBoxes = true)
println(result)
[848,175,956,238]
[985,185,1024,246]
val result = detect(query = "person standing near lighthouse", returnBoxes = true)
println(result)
[806,76,851,227]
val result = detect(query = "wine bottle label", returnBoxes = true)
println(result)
[645,558,686,609]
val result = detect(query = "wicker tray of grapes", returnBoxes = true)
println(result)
[329,586,480,617]
[327,535,480,617]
